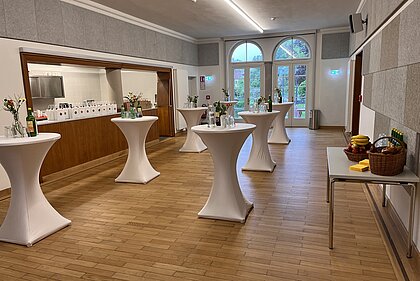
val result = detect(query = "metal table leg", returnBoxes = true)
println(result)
[329,179,335,249]
[407,183,417,258]
[382,184,387,207]
[326,168,330,203]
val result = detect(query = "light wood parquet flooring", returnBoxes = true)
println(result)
[0,128,398,280]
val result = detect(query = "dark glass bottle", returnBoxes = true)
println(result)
[26,107,37,137]
[268,95,272,112]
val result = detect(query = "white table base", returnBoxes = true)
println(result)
[268,102,293,144]
[112,117,160,184]
[0,135,71,246]
[192,125,255,223]
[177,108,207,153]
[239,111,279,172]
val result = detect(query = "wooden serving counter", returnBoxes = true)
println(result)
[39,108,159,178]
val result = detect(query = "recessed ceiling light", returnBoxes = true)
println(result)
[270,17,277,21]
[192,0,197,2]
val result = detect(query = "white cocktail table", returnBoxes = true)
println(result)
[177,107,207,152]
[191,124,256,223]
[327,147,419,257]
[220,100,238,116]
[111,117,160,184]
[268,102,294,144]
[238,111,280,172]
[0,133,71,246]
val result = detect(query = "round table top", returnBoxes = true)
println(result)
[176,107,207,112]
[192,123,256,134]
[111,116,158,123]
[238,110,280,117]
[219,100,238,104]
[0,133,61,147]
[272,102,294,106]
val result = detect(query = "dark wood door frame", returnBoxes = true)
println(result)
[351,52,363,136]
[20,52,174,137]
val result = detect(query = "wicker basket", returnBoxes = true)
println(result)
[344,149,368,162]
[369,136,406,176]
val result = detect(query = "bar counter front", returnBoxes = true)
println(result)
[38,108,159,179]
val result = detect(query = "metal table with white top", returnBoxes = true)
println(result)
[327,147,419,257]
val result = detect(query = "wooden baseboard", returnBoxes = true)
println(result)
[367,184,420,280]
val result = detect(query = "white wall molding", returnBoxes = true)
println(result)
[60,0,198,43]
[318,26,350,34]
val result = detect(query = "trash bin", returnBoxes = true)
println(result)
[309,109,320,130]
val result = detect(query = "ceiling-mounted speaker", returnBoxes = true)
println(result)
[349,13,366,33]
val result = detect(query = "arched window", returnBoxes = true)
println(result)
[231,42,263,63]
[274,37,310,60]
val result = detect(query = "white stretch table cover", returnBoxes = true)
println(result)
[0,133,71,246]
[192,124,256,222]
[239,111,279,172]
[220,100,238,116]
[177,107,207,152]
[111,117,160,184]
[268,102,294,144]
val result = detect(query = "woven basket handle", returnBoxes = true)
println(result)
[372,136,404,147]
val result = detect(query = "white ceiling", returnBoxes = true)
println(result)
[90,0,360,39]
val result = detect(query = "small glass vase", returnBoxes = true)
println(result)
[12,115,26,138]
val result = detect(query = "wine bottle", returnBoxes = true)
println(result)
[26,107,37,137]
[268,95,272,112]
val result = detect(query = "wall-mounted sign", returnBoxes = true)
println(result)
[330,69,341,75]
[200,75,205,90]
[206,95,210,100]
[205,75,214,82]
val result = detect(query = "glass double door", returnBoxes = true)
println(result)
[274,63,309,126]
[232,65,262,119]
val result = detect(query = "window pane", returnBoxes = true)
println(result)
[231,44,246,63]
[275,39,293,60]
[233,68,245,119]
[249,67,261,104]
[275,38,310,60]
[294,65,307,119]
[246,43,263,62]
[293,39,310,59]
[231,42,263,63]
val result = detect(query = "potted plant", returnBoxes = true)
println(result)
[274,87,282,103]
[187,95,199,108]
[222,88,230,101]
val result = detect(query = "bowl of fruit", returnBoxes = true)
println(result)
[344,135,371,162]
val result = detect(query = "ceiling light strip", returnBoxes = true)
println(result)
[223,0,264,33]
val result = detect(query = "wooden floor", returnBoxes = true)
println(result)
[0,128,399,281]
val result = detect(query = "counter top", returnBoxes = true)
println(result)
[38,108,157,126]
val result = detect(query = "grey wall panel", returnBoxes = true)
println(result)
[398,0,420,67]
[0,1,199,65]
[363,73,373,108]
[371,71,386,113]
[0,0,6,36]
[104,18,123,54]
[383,67,407,124]
[404,63,420,132]
[349,0,404,55]
[198,43,219,66]
[373,112,390,141]
[62,3,85,48]
[380,15,400,71]
[166,36,182,63]
[362,42,370,75]
[83,9,106,52]
[35,0,64,45]
[369,33,382,74]
[390,119,419,171]
[4,0,37,41]
[321,32,350,59]
[121,22,143,58]
[155,32,167,62]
